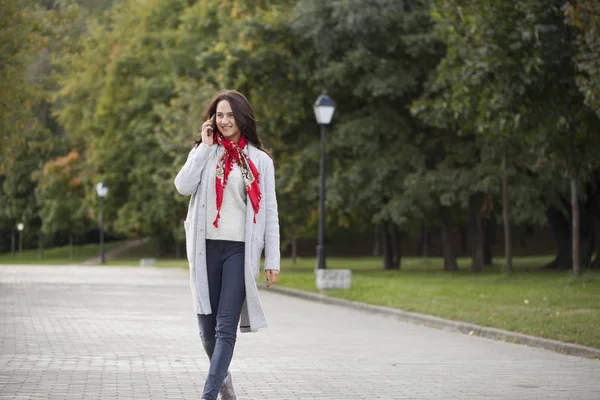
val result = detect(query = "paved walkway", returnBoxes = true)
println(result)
[1,265,599,400]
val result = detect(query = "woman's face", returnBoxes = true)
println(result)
[215,100,241,142]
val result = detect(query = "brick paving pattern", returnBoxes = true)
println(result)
[1,265,599,399]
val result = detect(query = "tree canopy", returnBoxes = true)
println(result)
[2,0,600,274]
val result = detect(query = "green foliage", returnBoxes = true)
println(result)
[34,151,88,235]
[53,0,195,236]
[0,0,60,236]
[420,0,600,165]
[565,1,600,118]
[291,0,441,231]
[413,0,600,229]
[4,0,600,268]
[0,0,91,255]
[0,0,40,159]
[157,0,318,240]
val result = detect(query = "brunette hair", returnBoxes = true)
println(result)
[198,90,271,158]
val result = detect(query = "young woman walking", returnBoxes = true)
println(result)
[174,90,280,400]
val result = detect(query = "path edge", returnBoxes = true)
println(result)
[262,285,600,360]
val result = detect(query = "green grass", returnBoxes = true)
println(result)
[0,241,124,264]
[3,240,599,349]
[273,256,600,350]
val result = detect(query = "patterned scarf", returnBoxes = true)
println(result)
[213,133,261,227]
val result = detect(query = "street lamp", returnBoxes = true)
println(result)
[313,93,336,270]
[95,182,108,264]
[17,223,24,253]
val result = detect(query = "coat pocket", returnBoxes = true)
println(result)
[184,220,193,265]
[250,231,265,280]
[251,244,262,281]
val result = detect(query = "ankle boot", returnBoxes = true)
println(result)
[219,371,237,400]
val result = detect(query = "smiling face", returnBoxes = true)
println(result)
[215,100,241,143]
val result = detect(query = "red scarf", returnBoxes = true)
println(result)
[213,133,261,227]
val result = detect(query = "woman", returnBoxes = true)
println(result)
[174,90,280,400]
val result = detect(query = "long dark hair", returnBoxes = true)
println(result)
[197,90,271,158]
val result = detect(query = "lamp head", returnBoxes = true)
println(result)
[313,93,336,125]
[96,181,108,198]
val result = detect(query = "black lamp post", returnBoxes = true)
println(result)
[17,223,24,253]
[96,182,108,264]
[313,93,336,270]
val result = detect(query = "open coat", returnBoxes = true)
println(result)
[174,142,280,332]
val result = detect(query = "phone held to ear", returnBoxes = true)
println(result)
[210,114,217,136]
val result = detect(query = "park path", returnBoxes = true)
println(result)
[81,237,151,265]
[1,265,599,400]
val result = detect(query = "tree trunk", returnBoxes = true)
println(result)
[440,205,458,271]
[157,233,167,257]
[591,217,600,269]
[543,206,572,269]
[459,224,468,253]
[291,235,297,265]
[382,222,393,269]
[469,193,485,272]
[175,241,181,259]
[382,221,401,270]
[392,223,402,269]
[422,222,429,261]
[581,209,595,267]
[372,226,380,257]
[69,234,74,260]
[38,233,44,260]
[483,215,495,266]
[502,156,513,274]
[571,173,581,277]
[11,229,15,257]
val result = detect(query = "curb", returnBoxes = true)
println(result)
[261,285,600,360]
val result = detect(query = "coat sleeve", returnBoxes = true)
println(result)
[174,143,215,196]
[263,158,281,271]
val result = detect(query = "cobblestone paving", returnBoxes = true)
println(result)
[1,265,599,399]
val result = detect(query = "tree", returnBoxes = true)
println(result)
[290,0,442,269]
[35,151,88,258]
[565,0,600,118]
[164,0,319,252]
[53,0,197,252]
[419,0,600,277]
[0,0,57,253]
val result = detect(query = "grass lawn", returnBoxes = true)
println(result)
[0,241,124,265]
[2,241,599,349]
[273,256,600,350]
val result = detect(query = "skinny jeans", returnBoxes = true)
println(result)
[197,239,246,400]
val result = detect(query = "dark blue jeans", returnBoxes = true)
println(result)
[197,239,246,400]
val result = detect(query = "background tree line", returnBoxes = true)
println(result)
[1,0,599,276]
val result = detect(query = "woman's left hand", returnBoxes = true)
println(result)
[265,269,279,287]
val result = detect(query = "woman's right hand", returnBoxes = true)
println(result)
[200,118,214,147]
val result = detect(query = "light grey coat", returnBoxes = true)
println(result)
[174,142,280,333]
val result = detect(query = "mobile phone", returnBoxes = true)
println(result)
[210,114,217,135]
